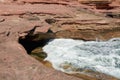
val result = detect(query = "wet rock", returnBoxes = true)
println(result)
[30,47,53,68]
[31,47,47,59]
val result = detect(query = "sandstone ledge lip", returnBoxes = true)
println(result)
[0,4,74,16]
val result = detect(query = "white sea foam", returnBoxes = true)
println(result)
[43,38,120,78]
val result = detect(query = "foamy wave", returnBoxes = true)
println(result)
[43,38,120,78]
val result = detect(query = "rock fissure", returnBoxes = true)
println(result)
[19,27,54,54]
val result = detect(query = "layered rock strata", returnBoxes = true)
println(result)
[0,0,120,80]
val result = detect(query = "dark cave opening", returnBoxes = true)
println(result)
[19,37,50,54]
[18,33,54,68]
[18,26,55,54]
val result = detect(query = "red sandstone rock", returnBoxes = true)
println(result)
[0,41,81,80]
[0,0,14,3]
[0,4,74,15]
[78,0,112,9]
[17,0,78,4]
[0,0,120,80]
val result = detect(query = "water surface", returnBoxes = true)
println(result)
[43,38,120,79]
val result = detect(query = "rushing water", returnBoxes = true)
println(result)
[43,38,120,79]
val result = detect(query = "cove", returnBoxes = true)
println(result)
[43,38,120,79]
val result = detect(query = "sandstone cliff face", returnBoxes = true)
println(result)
[0,0,120,80]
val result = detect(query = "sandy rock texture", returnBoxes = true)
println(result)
[0,0,120,80]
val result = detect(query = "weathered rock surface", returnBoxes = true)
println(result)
[79,0,112,9]
[0,0,120,80]
[0,41,82,80]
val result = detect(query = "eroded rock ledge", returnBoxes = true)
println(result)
[0,0,120,80]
